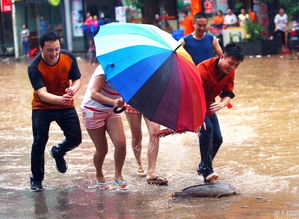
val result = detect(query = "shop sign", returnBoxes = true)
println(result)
[1,0,12,13]
[204,0,215,14]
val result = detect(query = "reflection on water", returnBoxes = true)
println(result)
[0,56,299,218]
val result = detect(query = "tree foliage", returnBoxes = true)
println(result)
[266,0,299,19]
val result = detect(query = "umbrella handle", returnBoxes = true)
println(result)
[113,106,126,114]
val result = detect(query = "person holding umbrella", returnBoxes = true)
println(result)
[196,42,244,182]
[81,65,127,190]
[125,106,168,185]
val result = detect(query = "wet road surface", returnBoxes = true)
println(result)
[0,55,299,218]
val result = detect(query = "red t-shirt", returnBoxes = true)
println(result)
[197,57,235,118]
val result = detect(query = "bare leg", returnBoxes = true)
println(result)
[106,117,126,182]
[144,117,160,178]
[86,126,108,183]
[125,112,144,172]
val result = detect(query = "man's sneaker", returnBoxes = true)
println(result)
[50,146,67,173]
[30,177,43,192]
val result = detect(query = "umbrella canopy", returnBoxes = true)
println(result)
[94,22,206,133]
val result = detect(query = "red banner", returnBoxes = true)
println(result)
[1,0,12,13]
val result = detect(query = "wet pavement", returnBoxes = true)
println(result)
[0,55,299,218]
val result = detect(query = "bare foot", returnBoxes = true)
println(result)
[205,172,219,181]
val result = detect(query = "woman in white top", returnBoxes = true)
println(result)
[81,65,127,190]
[21,24,30,57]
[274,8,288,51]
[238,8,249,27]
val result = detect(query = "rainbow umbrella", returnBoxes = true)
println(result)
[94,23,206,133]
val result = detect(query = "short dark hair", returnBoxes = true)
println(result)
[39,31,61,48]
[223,42,244,62]
[193,12,207,22]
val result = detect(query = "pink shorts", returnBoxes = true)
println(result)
[125,104,140,114]
[82,108,120,129]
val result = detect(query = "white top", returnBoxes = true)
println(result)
[224,14,238,25]
[238,14,249,26]
[81,65,120,111]
[21,29,30,42]
[274,14,288,32]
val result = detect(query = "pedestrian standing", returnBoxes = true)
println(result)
[39,16,49,36]
[274,8,289,52]
[179,12,223,65]
[21,24,30,57]
[238,8,249,27]
[196,43,244,182]
[27,31,82,191]
[81,65,128,190]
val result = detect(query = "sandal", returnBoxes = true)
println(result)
[146,176,168,185]
[136,169,146,177]
[97,181,110,190]
[114,179,128,190]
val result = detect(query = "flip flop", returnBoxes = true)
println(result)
[136,169,147,177]
[146,176,168,185]
[97,181,110,190]
[114,179,128,190]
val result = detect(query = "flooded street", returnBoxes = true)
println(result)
[0,55,299,218]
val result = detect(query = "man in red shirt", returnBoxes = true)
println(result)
[196,42,244,182]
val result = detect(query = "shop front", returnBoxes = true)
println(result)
[0,0,13,56]
[14,0,66,57]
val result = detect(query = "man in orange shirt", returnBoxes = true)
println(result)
[28,31,82,191]
[196,42,244,182]
[181,10,194,36]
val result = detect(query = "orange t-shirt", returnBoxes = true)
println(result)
[213,15,224,25]
[197,58,235,118]
[181,16,194,36]
[249,12,257,23]
[28,50,81,110]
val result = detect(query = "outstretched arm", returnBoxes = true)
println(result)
[210,96,231,113]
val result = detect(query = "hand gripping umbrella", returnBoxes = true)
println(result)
[94,23,206,136]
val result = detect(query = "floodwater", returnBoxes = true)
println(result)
[0,55,299,218]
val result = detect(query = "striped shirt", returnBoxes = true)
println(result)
[81,65,120,111]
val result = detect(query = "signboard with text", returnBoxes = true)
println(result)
[1,0,12,13]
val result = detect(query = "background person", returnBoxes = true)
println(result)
[274,8,289,52]
[196,42,244,182]
[27,31,82,191]
[39,16,49,36]
[224,8,238,28]
[21,24,30,57]
[212,10,224,29]
[81,65,127,190]
[179,12,223,65]
[238,8,249,27]
[180,10,194,36]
